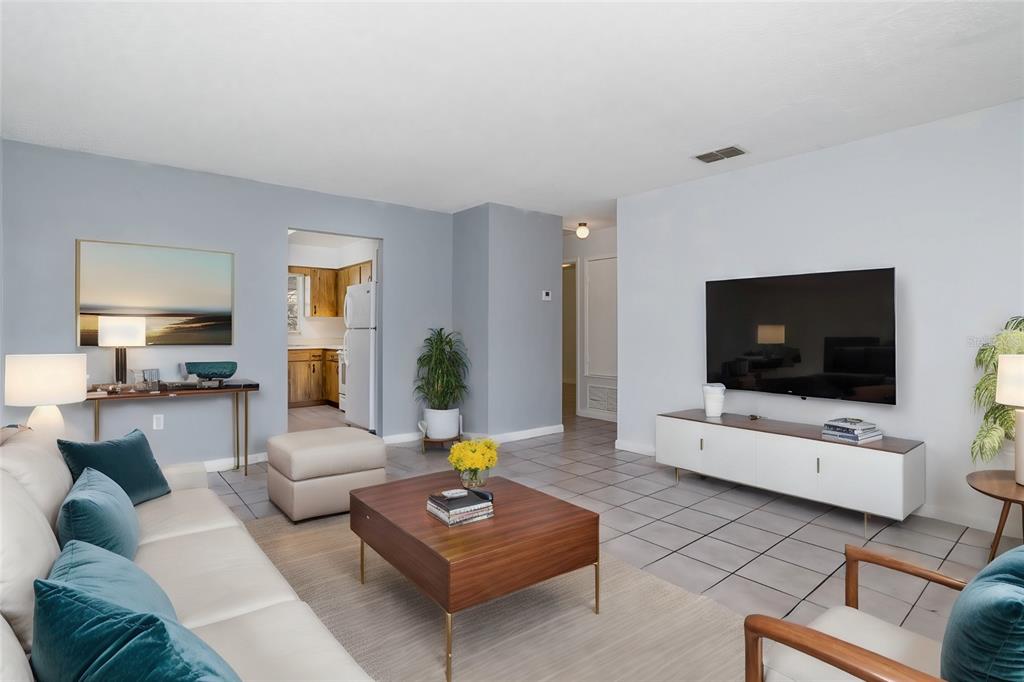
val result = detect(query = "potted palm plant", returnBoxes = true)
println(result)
[415,328,469,439]
[971,316,1024,463]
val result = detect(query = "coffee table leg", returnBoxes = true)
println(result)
[445,611,453,682]
[990,501,1012,562]
[359,540,365,584]
[594,561,600,614]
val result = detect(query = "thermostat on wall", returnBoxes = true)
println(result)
[541,290,552,301]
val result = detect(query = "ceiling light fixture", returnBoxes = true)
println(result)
[575,222,590,239]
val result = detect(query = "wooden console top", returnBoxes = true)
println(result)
[658,409,923,455]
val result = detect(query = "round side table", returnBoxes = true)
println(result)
[966,470,1024,562]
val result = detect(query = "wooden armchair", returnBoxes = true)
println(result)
[744,544,968,682]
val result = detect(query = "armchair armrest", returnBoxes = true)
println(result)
[844,544,966,608]
[161,462,209,491]
[744,614,941,682]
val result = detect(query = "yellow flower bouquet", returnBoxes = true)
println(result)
[449,438,499,489]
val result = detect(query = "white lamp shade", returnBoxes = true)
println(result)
[98,316,147,347]
[757,324,786,344]
[4,354,87,406]
[996,354,1024,408]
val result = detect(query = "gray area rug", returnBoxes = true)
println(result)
[247,514,744,681]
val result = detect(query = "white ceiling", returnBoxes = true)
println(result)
[3,2,1022,229]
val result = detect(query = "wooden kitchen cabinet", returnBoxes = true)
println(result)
[336,260,372,318]
[288,349,325,406]
[324,351,339,406]
[288,266,338,317]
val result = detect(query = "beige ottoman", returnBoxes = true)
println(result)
[267,427,386,521]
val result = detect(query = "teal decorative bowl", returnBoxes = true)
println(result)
[185,361,237,380]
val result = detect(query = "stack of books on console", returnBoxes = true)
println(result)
[426,491,494,527]
[822,418,883,445]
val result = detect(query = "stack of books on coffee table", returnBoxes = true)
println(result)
[426,491,494,527]
[821,417,883,445]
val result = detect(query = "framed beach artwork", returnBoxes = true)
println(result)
[77,240,234,346]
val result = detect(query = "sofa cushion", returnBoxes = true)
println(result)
[193,600,371,681]
[0,470,60,652]
[764,606,940,682]
[0,617,32,682]
[57,467,140,559]
[134,526,297,628]
[58,429,170,505]
[31,580,241,682]
[0,429,73,527]
[268,427,385,481]
[137,487,242,545]
[48,540,176,620]
[941,545,1024,682]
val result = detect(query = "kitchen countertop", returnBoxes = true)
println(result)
[288,344,345,350]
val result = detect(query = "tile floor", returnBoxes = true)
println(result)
[211,398,1023,644]
[288,404,349,433]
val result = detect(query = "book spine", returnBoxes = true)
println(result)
[426,506,494,527]
[427,499,492,514]
[823,424,876,434]
[822,434,882,444]
[426,501,493,518]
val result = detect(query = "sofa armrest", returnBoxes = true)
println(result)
[161,462,209,491]
[743,614,941,682]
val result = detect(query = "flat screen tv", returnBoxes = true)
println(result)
[706,268,896,405]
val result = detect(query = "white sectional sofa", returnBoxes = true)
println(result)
[0,429,370,681]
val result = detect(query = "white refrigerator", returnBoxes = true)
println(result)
[343,282,377,433]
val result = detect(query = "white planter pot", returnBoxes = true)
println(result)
[424,408,460,440]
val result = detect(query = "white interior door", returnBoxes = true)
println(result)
[584,257,617,379]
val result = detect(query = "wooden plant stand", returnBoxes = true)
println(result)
[422,433,462,453]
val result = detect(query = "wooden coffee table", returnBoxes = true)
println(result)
[350,471,600,681]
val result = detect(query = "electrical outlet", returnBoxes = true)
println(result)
[541,290,552,301]
[153,414,164,430]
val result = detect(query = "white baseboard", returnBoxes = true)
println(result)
[614,439,654,456]
[576,407,616,422]
[204,451,267,472]
[463,424,564,443]
[383,431,423,445]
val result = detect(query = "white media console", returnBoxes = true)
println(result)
[655,410,925,520]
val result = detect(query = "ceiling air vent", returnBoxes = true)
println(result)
[695,146,746,163]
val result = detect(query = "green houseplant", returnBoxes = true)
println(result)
[970,316,1024,462]
[415,328,469,439]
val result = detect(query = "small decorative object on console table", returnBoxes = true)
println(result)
[996,354,1024,484]
[98,316,146,385]
[702,382,725,418]
[448,438,498,489]
[3,353,87,436]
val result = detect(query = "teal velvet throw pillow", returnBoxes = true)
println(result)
[941,545,1024,681]
[58,429,170,505]
[31,580,241,682]
[48,540,175,620]
[57,468,140,559]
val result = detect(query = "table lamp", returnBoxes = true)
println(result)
[996,354,1024,485]
[4,353,87,436]
[98,316,146,384]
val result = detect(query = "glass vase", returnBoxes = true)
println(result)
[460,468,489,490]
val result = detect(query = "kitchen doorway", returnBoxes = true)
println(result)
[285,229,382,435]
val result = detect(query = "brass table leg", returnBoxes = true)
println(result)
[594,561,600,614]
[990,501,1012,562]
[359,540,365,584]
[674,467,679,482]
[445,611,453,682]
[232,393,240,470]
[93,401,100,441]
[243,391,250,476]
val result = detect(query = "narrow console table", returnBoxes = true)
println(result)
[85,382,259,474]
[656,410,925,521]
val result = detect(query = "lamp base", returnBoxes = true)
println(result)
[1015,409,1024,486]
[114,347,127,384]
[26,405,65,438]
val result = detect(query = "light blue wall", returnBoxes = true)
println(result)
[452,204,490,433]
[487,203,563,434]
[1,141,453,463]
